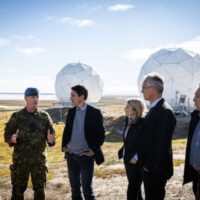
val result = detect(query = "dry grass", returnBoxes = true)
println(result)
[0,100,54,109]
[172,138,187,150]
[173,159,184,167]
[0,167,10,177]
[94,167,125,179]
[0,112,124,181]
[0,110,188,181]
[173,138,186,145]
[0,112,13,164]
[0,112,64,181]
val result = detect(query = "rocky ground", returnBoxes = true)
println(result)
[0,163,195,200]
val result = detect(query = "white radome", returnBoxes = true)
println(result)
[137,48,200,107]
[55,63,104,103]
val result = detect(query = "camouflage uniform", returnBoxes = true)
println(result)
[4,108,55,200]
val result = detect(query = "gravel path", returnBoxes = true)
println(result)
[0,163,195,200]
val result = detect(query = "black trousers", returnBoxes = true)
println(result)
[125,163,143,200]
[143,169,167,200]
[193,173,200,200]
[66,152,95,200]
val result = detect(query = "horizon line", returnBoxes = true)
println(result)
[0,92,139,96]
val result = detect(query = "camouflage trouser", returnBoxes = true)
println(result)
[10,163,47,200]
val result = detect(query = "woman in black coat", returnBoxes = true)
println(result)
[118,98,145,200]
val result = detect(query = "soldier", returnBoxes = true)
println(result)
[4,87,55,200]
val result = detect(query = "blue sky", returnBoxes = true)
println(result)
[0,0,200,95]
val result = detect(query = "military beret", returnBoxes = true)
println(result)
[24,87,39,96]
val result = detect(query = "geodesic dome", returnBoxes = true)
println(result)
[137,48,200,107]
[55,63,103,103]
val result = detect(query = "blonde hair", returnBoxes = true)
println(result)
[127,98,145,124]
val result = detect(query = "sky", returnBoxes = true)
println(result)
[0,0,200,95]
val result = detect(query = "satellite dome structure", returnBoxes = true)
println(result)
[137,48,200,107]
[55,63,103,103]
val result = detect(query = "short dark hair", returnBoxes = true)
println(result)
[71,85,88,100]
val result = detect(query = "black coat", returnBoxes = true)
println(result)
[138,98,177,179]
[62,104,105,165]
[183,110,200,184]
[118,117,145,166]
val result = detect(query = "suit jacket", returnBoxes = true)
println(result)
[62,104,105,165]
[118,117,145,166]
[183,110,200,184]
[138,98,177,179]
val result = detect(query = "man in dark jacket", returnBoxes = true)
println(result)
[136,73,176,200]
[184,87,200,199]
[62,85,105,200]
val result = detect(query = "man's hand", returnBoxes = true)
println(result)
[11,129,19,144]
[80,149,94,157]
[47,129,55,144]
[129,158,138,164]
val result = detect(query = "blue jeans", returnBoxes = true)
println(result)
[66,152,95,200]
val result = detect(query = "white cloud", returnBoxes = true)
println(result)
[104,81,139,95]
[0,76,55,93]
[54,16,95,27]
[180,36,200,53]
[0,67,17,73]
[108,4,134,12]
[16,47,47,56]
[78,3,102,11]
[124,36,200,62]
[74,19,95,27]
[124,47,158,61]
[56,17,72,23]
[7,68,16,72]
[44,16,55,21]
[13,34,24,40]
[13,34,38,41]
[26,35,37,40]
[0,37,10,46]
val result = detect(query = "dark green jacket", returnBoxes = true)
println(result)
[4,108,55,165]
